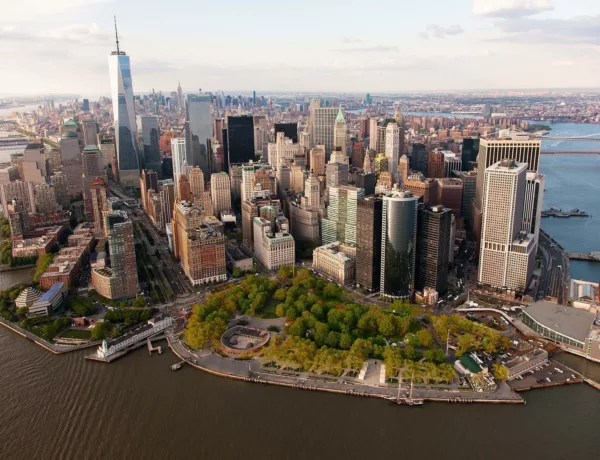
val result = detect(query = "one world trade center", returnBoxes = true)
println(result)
[108,18,140,185]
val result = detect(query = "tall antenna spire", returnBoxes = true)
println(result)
[114,15,120,54]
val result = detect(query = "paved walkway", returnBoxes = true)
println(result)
[167,332,524,404]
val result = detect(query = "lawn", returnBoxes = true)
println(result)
[60,329,92,340]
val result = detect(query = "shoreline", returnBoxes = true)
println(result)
[0,317,100,355]
[1,316,596,405]
[165,334,528,405]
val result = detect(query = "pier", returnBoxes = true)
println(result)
[568,252,600,262]
[147,337,163,355]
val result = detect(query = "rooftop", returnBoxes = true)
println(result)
[83,145,100,152]
[523,301,595,342]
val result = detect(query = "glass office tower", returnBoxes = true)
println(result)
[380,189,419,301]
[108,51,139,185]
[186,94,213,177]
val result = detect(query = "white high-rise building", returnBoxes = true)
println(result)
[478,160,535,292]
[210,172,232,218]
[385,122,400,183]
[310,99,338,155]
[267,132,302,171]
[108,22,139,185]
[171,138,187,188]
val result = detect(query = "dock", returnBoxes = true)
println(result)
[147,337,162,355]
[568,252,600,262]
[541,208,589,218]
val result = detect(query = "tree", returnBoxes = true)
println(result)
[456,333,476,356]
[339,332,353,350]
[423,348,446,364]
[403,344,417,360]
[132,296,145,308]
[493,362,509,381]
[323,283,342,299]
[232,268,242,278]
[325,330,341,348]
[273,288,287,301]
[383,346,403,377]
[275,303,286,317]
[377,315,395,338]
[92,321,112,340]
[416,329,434,348]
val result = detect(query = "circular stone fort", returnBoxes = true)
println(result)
[220,326,270,356]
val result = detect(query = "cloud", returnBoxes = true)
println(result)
[341,37,362,44]
[472,0,553,18]
[332,45,399,53]
[421,24,464,39]
[493,14,600,45]
[1,0,114,23]
[0,23,111,44]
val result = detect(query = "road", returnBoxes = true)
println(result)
[538,230,570,304]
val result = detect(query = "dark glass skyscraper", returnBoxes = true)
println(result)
[411,143,428,176]
[141,115,161,175]
[227,116,254,169]
[356,196,383,291]
[186,94,212,177]
[380,190,418,300]
[274,123,298,143]
[416,204,451,295]
[462,137,480,171]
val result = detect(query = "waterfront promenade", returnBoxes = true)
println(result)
[166,331,524,404]
[0,317,99,354]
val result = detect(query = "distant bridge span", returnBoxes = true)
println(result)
[541,150,600,154]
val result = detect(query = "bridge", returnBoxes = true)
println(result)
[568,252,600,262]
[541,150,600,154]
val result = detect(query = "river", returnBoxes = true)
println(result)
[0,326,599,460]
[0,267,34,290]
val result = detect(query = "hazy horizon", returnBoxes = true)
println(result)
[1,0,599,95]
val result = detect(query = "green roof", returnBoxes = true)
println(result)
[63,120,77,127]
[83,145,100,151]
[335,107,345,123]
[61,131,78,139]
[459,355,482,373]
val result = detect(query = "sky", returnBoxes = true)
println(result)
[1,0,599,96]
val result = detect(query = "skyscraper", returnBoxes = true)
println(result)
[411,143,428,176]
[141,115,161,174]
[226,116,255,171]
[90,177,109,237]
[82,145,106,222]
[380,189,418,301]
[185,94,212,176]
[92,210,137,299]
[462,137,479,171]
[81,120,99,146]
[210,172,232,218]
[398,154,410,185]
[309,146,326,176]
[416,204,451,295]
[108,20,139,185]
[310,100,338,156]
[322,185,365,245]
[478,160,535,292]
[385,122,400,182]
[522,172,545,244]
[473,135,541,254]
[356,196,383,291]
[171,138,186,186]
[333,108,347,152]
[274,123,298,144]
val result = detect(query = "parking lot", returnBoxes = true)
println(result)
[508,360,582,391]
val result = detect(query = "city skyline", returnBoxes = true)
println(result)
[1,0,600,95]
